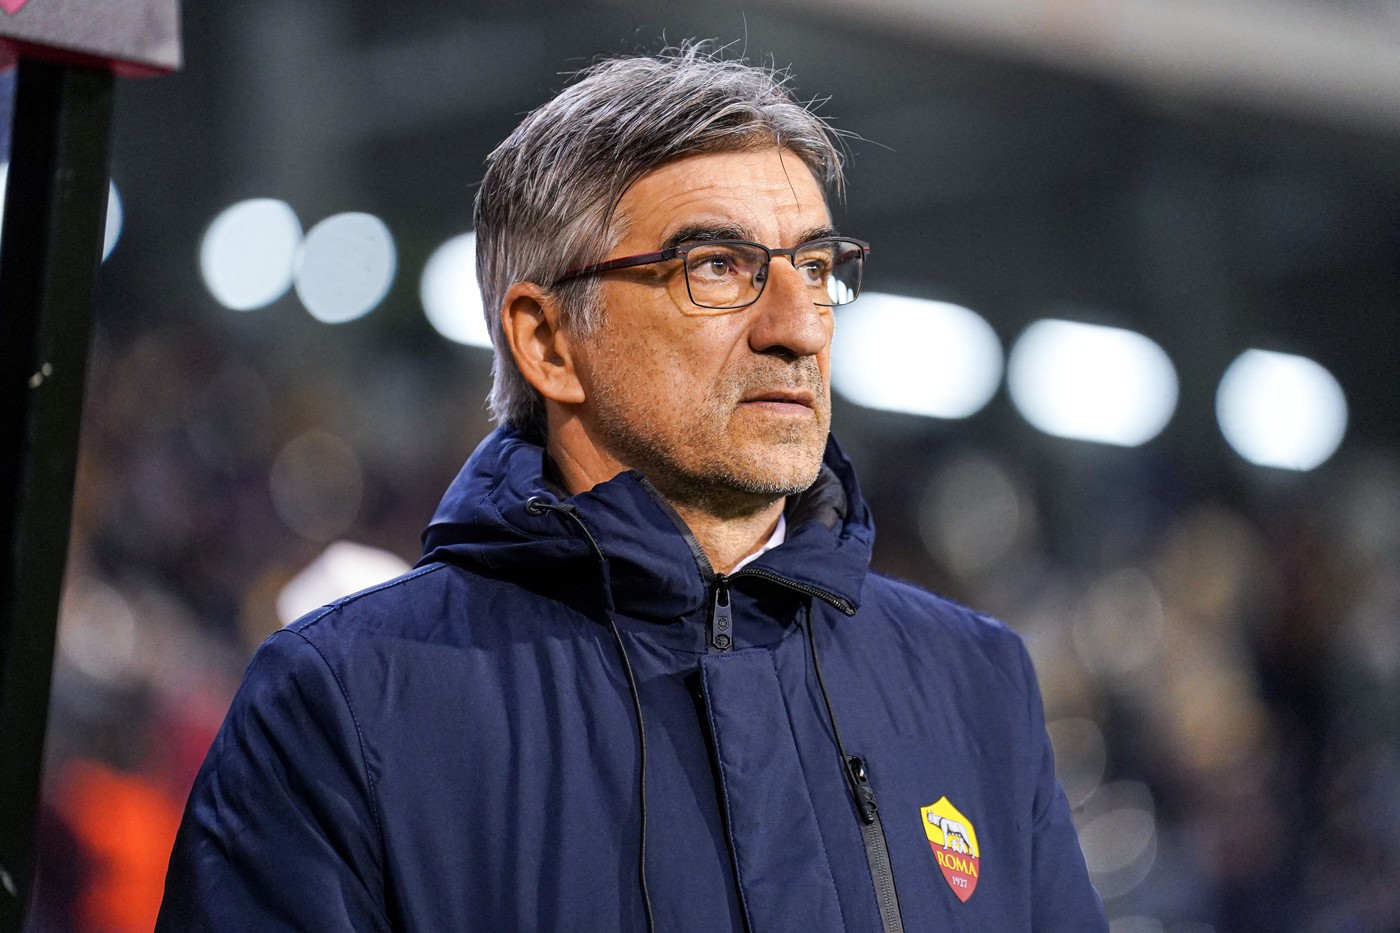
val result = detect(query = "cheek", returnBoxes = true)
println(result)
[591,328,700,415]
[636,325,744,397]
[585,293,751,411]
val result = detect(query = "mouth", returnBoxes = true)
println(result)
[739,388,816,411]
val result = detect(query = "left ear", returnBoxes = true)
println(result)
[500,281,586,406]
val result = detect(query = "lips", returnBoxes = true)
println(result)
[741,388,815,408]
[732,359,826,414]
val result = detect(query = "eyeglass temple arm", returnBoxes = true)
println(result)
[555,247,681,285]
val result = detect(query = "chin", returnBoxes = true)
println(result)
[653,444,824,517]
[727,446,826,497]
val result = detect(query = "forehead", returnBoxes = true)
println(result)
[613,148,832,246]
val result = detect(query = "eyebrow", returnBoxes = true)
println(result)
[661,223,750,251]
[660,222,842,251]
[796,224,840,244]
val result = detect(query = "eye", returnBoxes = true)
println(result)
[794,249,834,283]
[685,244,762,282]
[706,255,736,275]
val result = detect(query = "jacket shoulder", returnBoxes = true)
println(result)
[862,571,1019,641]
[857,570,1033,679]
[282,560,540,648]
[284,563,450,635]
[278,559,594,670]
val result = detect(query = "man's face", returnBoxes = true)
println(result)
[569,148,836,516]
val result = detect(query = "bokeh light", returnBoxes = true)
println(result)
[1048,717,1108,808]
[833,294,1003,419]
[1071,569,1165,678]
[1216,349,1347,470]
[421,231,492,348]
[200,198,303,311]
[276,541,412,626]
[293,212,397,324]
[58,577,139,686]
[1008,319,1178,446]
[100,181,123,261]
[919,453,1036,577]
[268,430,364,541]
[1075,781,1158,900]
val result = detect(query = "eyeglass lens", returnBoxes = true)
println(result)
[681,239,864,311]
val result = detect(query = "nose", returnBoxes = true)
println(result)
[746,258,833,360]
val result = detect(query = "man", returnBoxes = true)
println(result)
[159,46,1106,931]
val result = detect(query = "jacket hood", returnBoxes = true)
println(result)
[419,426,874,621]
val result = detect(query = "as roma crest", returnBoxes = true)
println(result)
[920,797,980,902]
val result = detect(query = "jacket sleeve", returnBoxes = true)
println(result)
[1017,640,1109,932]
[157,628,391,932]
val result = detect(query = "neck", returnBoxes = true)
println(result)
[673,499,785,576]
[544,416,785,575]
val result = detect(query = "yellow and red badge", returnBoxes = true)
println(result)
[920,797,980,902]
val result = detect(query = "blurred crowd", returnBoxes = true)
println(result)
[25,316,1400,932]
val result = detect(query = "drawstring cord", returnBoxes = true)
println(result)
[525,496,868,930]
[801,609,876,823]
[605,615,654,933]
[526,498,656,933]
[803,608,906,932]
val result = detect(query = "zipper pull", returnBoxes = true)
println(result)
[709,576,734,652]
[846,755,879,825]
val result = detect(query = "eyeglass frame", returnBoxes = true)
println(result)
[551,236,871,311]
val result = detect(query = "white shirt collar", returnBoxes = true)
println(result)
[730,513,787,574]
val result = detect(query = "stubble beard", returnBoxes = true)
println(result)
[591,358,830,521]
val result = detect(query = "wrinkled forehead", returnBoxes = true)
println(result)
[610,148,833,248]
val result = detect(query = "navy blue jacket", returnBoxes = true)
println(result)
[158,428,1105,931]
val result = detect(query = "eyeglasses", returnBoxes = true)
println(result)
[553,237,870,313]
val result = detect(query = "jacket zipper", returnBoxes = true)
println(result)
[708,576,734,652]
[709,569,855,653]
[846,755,905,933]
[732,566,857,616]
[711,569,904,927]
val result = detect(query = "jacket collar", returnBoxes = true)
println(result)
[419,426,874,622]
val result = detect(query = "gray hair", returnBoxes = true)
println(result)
[474,41,846,437]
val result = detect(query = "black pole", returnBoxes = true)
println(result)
[0,58,114,932]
